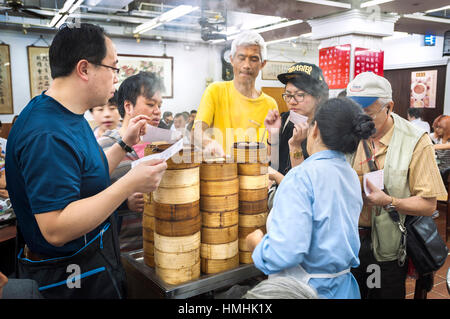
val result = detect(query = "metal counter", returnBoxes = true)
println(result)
[121,249,264,299]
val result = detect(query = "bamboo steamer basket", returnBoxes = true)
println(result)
[145,143,201,169]
[200,160,237,180]
[156,261,201,285]
[239,174,269,190]
[201,224,238,244]
[239,199,268,214]
[143,239,154,267]
[239,188,268,202]
[155,213,201,237]
[232,142,268,164]
[143,212,155,230]
[142,227,154,242]
[159,167,199,188]
[239,211,268,228]
[200,178,239,196]
[239,251,254,264]
[154,247,200,269]
[153,183,199,205]
[238,162,268,176]
[200,240,238,259]
[154,231,201,253]
[154,201,199,221]
[200,193,239,212]
[201,254,239,274]
[201,210,238,228]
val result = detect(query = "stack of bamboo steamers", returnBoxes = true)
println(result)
[142,141,268,285]
[233,142,268,264]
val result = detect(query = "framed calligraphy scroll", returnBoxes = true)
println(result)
[117,54,173,98]
[27,46,51,98]
[0,44,13,114]
[262,61,293,81]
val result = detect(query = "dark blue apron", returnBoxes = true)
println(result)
[16,219,127,299]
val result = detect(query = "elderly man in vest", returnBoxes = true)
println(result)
[346,72,447,299]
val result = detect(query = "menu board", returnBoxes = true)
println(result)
[319,44,351,89]
[354,48,384,77]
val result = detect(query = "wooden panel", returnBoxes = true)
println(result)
[383,65,447,127]
[262,87,288,114]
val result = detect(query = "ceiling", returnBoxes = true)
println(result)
[0,0,449,46]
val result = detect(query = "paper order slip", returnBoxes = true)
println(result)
[131,138,184,168]
[289,110,308,126]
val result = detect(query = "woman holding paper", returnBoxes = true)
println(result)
[265,62,329,186]
[246,98,375,298]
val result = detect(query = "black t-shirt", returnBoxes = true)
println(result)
[276,112,309,176]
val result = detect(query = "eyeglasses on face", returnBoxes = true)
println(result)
[282,92,307,103]
[365,103,389,119]
[90,62,120,75]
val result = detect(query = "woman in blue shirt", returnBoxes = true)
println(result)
[247,98,375,299]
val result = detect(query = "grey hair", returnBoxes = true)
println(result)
[377,97,393,106]
[242,276,319,299]
[230,30,267,62]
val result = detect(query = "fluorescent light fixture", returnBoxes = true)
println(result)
[266,35,300,45]
[134,5,199,34]
[296,0,351,9]
[361,0,394,8]
[222,19,303,42]
[426,5,450,13]
[403,13,450,24]
[300,32,313,38]
[382,31,409,40]
[48,0,84,28]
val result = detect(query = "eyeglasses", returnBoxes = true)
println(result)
[282,92,307,103]
[365,103,389,120]
[90,62,120,75]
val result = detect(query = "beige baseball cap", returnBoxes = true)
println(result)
[346,72,392,108]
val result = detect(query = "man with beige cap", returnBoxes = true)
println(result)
[346,72,446,299]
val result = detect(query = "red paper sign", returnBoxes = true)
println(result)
[354,48,384,77]
[319,44,351,90]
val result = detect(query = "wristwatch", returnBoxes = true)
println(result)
[290,149,303,160]
[383,196,397,211]
[117,138,133,153]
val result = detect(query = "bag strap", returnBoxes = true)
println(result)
[362,140,407,266]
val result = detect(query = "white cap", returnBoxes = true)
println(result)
[346,72,392,108]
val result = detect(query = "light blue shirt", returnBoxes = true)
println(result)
[252,150,362,299]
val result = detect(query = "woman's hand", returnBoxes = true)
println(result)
[245,229,264,252]
[264,110,282,131]
[288,122,309,149]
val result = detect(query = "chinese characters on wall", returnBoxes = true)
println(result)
[354,48,384,77]
[319,44,351,90]
[27,46,51,98]
[0,44,13,114]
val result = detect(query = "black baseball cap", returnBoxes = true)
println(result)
[277,62,325,85]
[278,62,329,100]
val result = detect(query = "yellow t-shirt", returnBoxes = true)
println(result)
[195,81,278,154]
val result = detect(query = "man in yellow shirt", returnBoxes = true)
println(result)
[193,30,278,156]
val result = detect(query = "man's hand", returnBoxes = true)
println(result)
[127,192,145,212]
[125,159,167,194]
[203,139,225,159]
[122,115,151,146]
[364,179,391,207]
[245,229,264,252]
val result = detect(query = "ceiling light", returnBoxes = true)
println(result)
[48,0,84,28]
[382,31,409,40]
[426,5,450,13]
[266,36,300,45]
[403,13,450,24]
[296,0,351,9]
[134,5,199,34]
[361,0,395,8]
